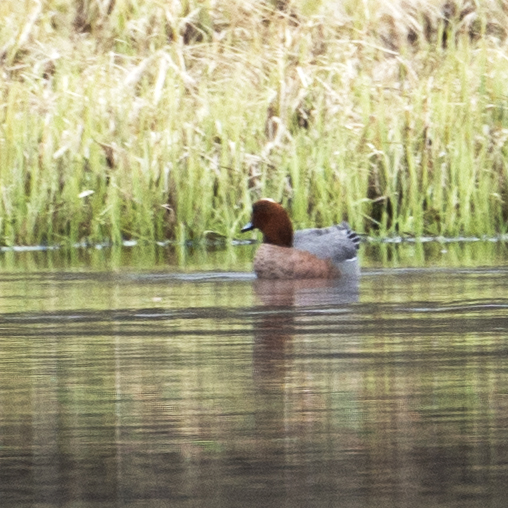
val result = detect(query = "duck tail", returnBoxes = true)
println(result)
[340,221,361,251]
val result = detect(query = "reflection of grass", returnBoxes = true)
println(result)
[361,239,508,269]
[1,1,508,245]
[0,243,256,272]
[0,240,506,272]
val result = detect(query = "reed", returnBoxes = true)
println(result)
[1,0,508,246]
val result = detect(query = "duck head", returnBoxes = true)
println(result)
[241,199,293,247]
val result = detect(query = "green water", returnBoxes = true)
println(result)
[0,241,507,507]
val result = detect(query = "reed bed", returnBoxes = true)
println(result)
[1,0,508,245]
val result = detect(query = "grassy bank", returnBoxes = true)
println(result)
[1,0,508,245]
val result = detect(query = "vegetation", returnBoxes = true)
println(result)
[1,0,508,246]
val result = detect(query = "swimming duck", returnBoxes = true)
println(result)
[241,199,360,279]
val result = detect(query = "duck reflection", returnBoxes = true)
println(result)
[252,275,359,386]
[250,274,360,454]
[253,275,359,307]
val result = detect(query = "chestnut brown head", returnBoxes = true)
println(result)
[241,199,293,247]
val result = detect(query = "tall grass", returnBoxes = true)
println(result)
[1,0,508,245]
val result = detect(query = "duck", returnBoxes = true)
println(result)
[241,198,360,279]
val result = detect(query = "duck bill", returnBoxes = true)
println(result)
[241,221,254,233]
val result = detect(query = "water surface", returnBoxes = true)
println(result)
[0,241,507,507]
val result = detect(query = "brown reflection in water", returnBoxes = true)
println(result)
[251,276,359,384]
[253,277,360,307]
[250,276,360,464]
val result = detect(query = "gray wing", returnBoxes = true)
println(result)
[294,222,360,264]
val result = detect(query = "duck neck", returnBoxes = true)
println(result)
[263,222,293,247]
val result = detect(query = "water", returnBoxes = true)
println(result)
[0,242,507,508]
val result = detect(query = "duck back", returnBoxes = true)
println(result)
[293,222,360,265]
